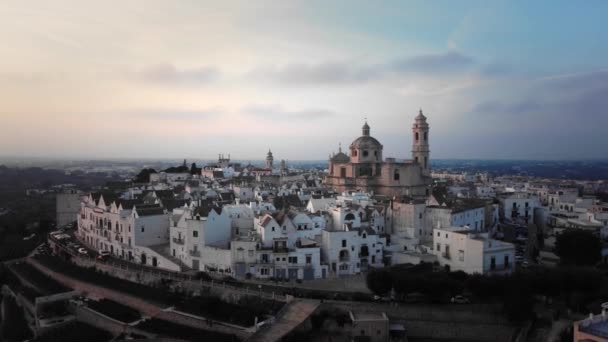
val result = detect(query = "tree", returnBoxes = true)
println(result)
[134,168,157,183]
[555,229,602,266]
[366,268,393,296]
[190,162,199,175]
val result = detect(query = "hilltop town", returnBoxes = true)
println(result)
[1,112,607,342]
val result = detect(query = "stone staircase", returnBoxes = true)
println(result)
[246,299,320,342]
[147,243,192,272]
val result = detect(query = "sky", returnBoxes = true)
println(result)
[1,0,607,161]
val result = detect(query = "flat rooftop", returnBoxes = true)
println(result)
[350,311,388,322]
[579,316,608,338]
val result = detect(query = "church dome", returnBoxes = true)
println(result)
[331,151,350,163]
[350,120,383,149]
[350,136,383,149]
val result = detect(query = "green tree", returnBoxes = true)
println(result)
[134,168,157,183]
[366,268,393,296]
[555,229,602,266]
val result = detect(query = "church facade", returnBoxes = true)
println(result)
[325,110,432,198]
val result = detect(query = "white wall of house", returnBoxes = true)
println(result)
[132,213,170,247]
[433,227,515,274]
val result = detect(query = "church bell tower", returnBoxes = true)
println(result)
[266,149,274,169]
[412,109,430,175]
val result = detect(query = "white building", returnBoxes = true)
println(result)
[169,205,232,271]
[433,227,515,274]
[499,192,541,224]
[77,193,182,271]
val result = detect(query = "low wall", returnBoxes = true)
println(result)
[321,301,519,342]
[27,257,253,340]
[156,308,252,338]
[70,256,288,304]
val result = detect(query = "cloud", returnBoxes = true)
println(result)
[388,51,475,74]
[249,62,380,85]
[129,108,223,121]
[130,64,219,85]
[249,51,481,86]
[242,104,337,120]
[471,99,542,116]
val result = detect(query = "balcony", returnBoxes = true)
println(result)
[189,250,201,257]
[172,237,185,245]
[273,247,289,253]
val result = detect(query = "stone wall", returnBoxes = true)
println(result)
[27,258,253,340]
[320,301,519,342]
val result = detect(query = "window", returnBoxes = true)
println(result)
[415,132,419,141]
[271,227,275,232]
[353,150,357,157]
[436,243,441,251]
[141,226,145,233]
[437,231,440,237]
[342,240,346,247]
[490,256,496,270]
[423,132,427,141]
[260,268,269,275]
[288,256,298,264]
[363,150,368,157]
[394,171,400,181]
[458,250,464,261]
[193,231,198,237]
[306,255,312,264]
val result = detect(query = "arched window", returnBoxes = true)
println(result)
[345,213,355,221]
[415,132,419,141]
[394,170,400,181]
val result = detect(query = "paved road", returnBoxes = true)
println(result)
[246,299,320,342]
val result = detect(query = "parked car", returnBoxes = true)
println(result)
[403,292,427,304]
[373,295,390,302]
[78,248,88,255]
[97,250,111,261]
[451,295,470,304]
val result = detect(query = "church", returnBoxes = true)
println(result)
[325,110,432,198]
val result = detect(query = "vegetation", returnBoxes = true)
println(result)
[177,294,284,327]
[366,262,608,322]
[136,318,239,342]
[33,255,180,306]
[0,295,33,342]
[87,299,141,323]
[9,261,71,294]
[133,168,157,183]
[31,322,111,342]
[36,255,282,327]
[555,229,602,266]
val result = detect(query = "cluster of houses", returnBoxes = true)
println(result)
[70,157,608,281]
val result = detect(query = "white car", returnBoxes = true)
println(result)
[78,248,88,255]
[451,295,470,304]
